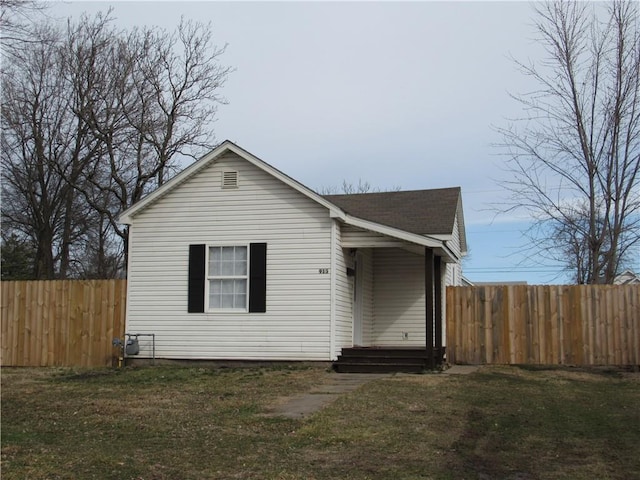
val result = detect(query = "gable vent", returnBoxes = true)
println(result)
[222,171,238,189]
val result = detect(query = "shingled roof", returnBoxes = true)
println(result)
[324,187,462,236]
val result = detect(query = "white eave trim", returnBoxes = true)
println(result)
[119,140,345,225]
[428,234,453,242]
[342,214,459,262]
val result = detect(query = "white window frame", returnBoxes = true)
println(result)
[206,244,249,313]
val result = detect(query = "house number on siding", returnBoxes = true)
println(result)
[318,268,329,274]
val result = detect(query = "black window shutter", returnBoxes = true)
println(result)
[188,244,206,313]
[249,243,267,313]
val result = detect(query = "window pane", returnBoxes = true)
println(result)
[236,247,247,261]
[221,246,235,261]
[235,260,247,276]
[235,279,247,294]
[220,261,234,276]
[234,294,246,309]
[210,280,222,294]
[221,279,234,294]
[221,294,234,309]
[209,247,221,275]
[209,293,221,309]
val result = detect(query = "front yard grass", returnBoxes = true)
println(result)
[2,364,639,479]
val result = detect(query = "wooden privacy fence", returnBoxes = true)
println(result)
[446,285,640,366]
[3,281,639,367]
[1,280,127,367]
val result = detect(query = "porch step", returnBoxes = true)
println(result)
[333,347,445,374]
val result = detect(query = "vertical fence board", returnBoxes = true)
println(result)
[12,282,22,365]
[559,286,569,364]
[38,281,47,366]
[608,287,616,363]
[446,288,455,363]
[55,281,66,366]
[573,287,584,365]
[501,286,511,364]
[2,282,15,365]
[491,287,502,363]
[46,281,54,365]
[507,286,516,363]
[67,281,80,366]
[465,287,473,364]
[548,286,559,364]
[0,282,8,365]
[446,284,640,366]
[630,286,637,365]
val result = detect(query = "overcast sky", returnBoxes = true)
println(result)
[51,0,609,284]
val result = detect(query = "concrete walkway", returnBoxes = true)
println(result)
[442,364,481,375]
[265,373,390,419]
[265,366,482,419]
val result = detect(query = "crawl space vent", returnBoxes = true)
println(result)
[222,171,238,189]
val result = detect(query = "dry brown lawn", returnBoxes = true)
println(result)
[2,364,639,479]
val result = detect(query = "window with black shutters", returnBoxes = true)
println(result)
[188,243,266,313]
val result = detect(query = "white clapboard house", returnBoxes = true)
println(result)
[119,141,468,372]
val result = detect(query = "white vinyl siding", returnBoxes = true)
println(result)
[126,153,333,361]
[359,248,375,346]
[446,215,464,287]
[372,248,426,346]
[450,214,462,258]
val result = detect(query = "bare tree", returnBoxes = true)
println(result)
[64,16,230,269]
[1,23,95,278]
[319,179,401,195]
[0,0,52,58]
[1,12,230,278]
[498,0,640,284]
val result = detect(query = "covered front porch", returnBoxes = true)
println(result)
[333,233,452,372]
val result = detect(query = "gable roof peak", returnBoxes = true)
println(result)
[119,140,341,224]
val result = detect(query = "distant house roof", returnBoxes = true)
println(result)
[614,270,640,285]
[324,188,466,252]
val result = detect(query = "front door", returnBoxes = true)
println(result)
[353,252,364,345]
